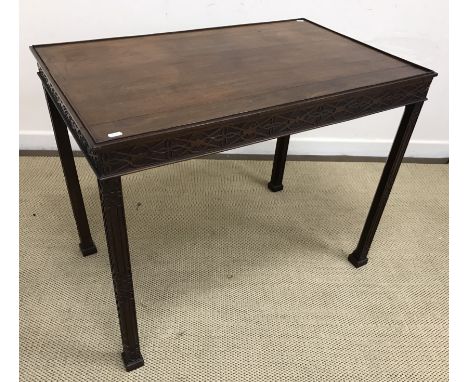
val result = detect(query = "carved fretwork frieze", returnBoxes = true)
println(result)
[98,78,432,178]
[38,62,432,179]
[38,66,100,173]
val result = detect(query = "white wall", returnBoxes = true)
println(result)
[19,0,448,157]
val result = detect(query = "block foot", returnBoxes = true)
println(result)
[348,251,368,268]
[122,351,144,372]
[79,241,97,256]
[267,182,284,192]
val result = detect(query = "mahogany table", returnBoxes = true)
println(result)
[31,19,437,371]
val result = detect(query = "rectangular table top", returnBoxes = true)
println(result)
[31,19,435,148]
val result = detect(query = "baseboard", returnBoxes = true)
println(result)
[19,131,449,161]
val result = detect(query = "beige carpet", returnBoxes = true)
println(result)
[19,157,448,381]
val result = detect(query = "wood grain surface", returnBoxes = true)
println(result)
[32,19,431,144]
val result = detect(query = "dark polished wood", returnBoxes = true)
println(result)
[32,19,437,371]
[44,89,96,256]
[98,177,144,371]
[32,20,428,144]
[31,19,436,180]
[348,102,425,268]
[268,135,290,192]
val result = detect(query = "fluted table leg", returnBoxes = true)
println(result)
[43,88,96,256]
[98,177,144,371]
[268,135,290,192]
[348,102,425,268]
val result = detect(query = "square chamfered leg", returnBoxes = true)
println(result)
[268,135,290,192]
[348,101,425,268]
[98,177,144,371]
[43,89,97,256]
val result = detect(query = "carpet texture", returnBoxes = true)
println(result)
[19,157,448,381]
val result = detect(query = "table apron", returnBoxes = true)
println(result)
[39,67,432,179]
